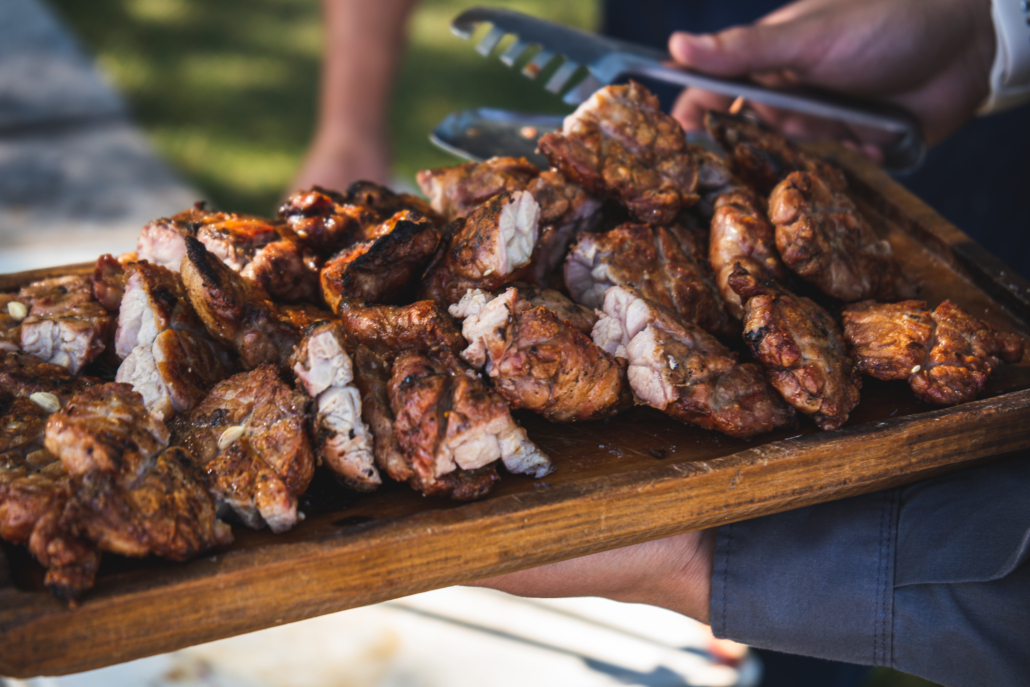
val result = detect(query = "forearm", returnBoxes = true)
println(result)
[315,0,417,146]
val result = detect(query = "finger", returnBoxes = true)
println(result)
[670,89,735,132]
[668,21,813,78]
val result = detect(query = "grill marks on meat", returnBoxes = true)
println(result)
[181,237,300,370]
[593,286,793,438]
[321,211,442,311]
[451,288,628,422]
[241,240,321,304]
[421,191,540,305]
[44,383,169,483]
[62,446,233,561]
[0,350,100,405]
[709,189,786,320]
[418,156,539,221]
[843,300,1025,405]
[539,82,699,225]
[771,172,900,302]
[291,322,379,491]
[339,301,551,497]
[115,262,206,358]
[730,265,861,430]
[279,182,440,258]
[0,449,101,603]
[704,110,846,195]
[18,275,114,374]
[174,365,314,532]
[565,223,733,337]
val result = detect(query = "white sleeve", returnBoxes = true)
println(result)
[979,0,1030,114]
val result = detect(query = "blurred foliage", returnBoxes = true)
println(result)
[47,0,598,215]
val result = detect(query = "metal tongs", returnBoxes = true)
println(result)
[432,7,925,172]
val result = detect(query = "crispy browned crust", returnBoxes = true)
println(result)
[729,264,861,430]
[417,156,539,221]
[320,213,441,310]
[539,82,699,225]
[0,350,101,404]
[842,300,935,380]
[91,254,126,313]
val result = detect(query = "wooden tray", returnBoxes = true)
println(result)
[3,144,1030,678]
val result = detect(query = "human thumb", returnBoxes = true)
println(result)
[668,23,803,77]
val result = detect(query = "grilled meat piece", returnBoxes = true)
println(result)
[420,191,540,305]
[770,171,901,302]
[44,383,169,484]
[451,288,628,422]
[91,254,128,313]
[181,237,300,370]
[389,351,551,489]
[136,204,279,272]
[538,82,699,225]
[0,293,26,353]
[241,240,321,303]
[174,365,314,532]
[320,211,441,310]
[417,156,540,221]
[0,350,101,407]
[525,171,602,289]
[0,449,101,603]
[565,222,733,337]
[704,110,846,194]
[593,286,794,438]
[279,182,440,258]
[116,329,233,421]
[291,322,379,490]
[729,264,861,430]
[115,261,207,358]
[62,445,233,561]
[18,275,114,374]
[340,301,551,497]
[709,189,786,320]
[510,283,597,334]
[0,393,49,456]
[843,299,1025,405]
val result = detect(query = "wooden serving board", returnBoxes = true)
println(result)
[2,144,1030,678]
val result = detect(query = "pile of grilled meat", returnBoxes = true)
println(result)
[0,82,1024,604]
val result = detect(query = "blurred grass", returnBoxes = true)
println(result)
[46,0,598,215]
[43,4,943,686]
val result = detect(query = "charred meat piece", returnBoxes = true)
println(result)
[116,329,233,421]
[291,322,379,491]
[451,288,628,422]
[1,293,27,353]
[704,110,846,194]
[770,171,901,302]
[843,299,1024,405]
[0,350,101,407]
[340,301,551,497]
[0,449,101,603]
[420,191,540,305]
[279,182,440,258]
[61,445,233,561]
[525,170,602,289]
[592,286,793,438]
[565,222,733,337]
[417,156,540,221]
[136,204,279,272]
[115,261,207,358]
[709,189,787,320]
[539,82,699,225]
[510,283,597,334]
[320,211,441,310]
[241,240,321,303]
[730,264,861,430]
[18,275,114,374]
[181,237,300,370]
[389,351,551,492]
[277,302,337,330]
[174,365,314,532]
[91,254,128,313]
[44,383,169,483]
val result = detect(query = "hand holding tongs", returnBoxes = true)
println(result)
[447,7,925,172]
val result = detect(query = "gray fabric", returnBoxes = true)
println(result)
[710,454,1030,687]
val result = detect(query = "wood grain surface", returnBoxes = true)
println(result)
[2,143,1029,678]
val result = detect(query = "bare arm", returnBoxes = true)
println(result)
[667,0,996,158]
[291,0,418,192]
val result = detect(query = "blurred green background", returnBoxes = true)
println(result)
[45,2,941,685]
